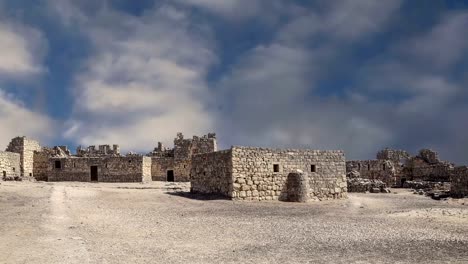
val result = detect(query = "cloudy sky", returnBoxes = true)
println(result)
[0,0,467,163]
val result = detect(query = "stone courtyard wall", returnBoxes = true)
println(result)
[151,157,191,182]
[190,150,232,196]
[346,160,400,186]
[48,156,151,182]
[230,147,346,201]
[6,137,41,179]
[0,151,21,180]
[451,166,468,198]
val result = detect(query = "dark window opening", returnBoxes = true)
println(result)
[382,164,386,171]
[167,170,174,182]
[273,164,280,172]
[311,165,316,172]
[29,173,32,177]
[105,163,108,168]
[2,171,6,177]
[73,162,76,168]
[367,164,370,170]
[358,163,361,170]
[90,166,98,181]
[12,167,15,172]
[55,160,61,169]
[128,160,132,163]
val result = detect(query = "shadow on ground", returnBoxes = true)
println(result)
[165,191,231,201]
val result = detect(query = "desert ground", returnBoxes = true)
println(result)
[0,181,467,264]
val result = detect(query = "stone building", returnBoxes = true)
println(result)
[6,136,41,179]
[451,166,468,198]
[148,133,217,182]
[36,144,151,183]
[47,155,151,182]
[0,151,21,180]
[191,146,347,201]
[347,148,454,187]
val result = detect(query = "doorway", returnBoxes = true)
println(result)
[90,166,98,182]
[167,170,174,182]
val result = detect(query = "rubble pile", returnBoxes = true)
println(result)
[347,178,390,193]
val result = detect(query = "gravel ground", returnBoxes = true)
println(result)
[0,181,467,264]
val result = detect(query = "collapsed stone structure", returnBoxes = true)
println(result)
[347,148,454,188]
[148,133,216,182]
[191,147,347,201]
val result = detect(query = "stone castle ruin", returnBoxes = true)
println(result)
[0,134,467,200]
[148,132,217,182]
[347,148,467,197]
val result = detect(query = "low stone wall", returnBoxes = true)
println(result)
[231,147,346,201]
[190,150,232,196]
[451,166,468,198]
[347,178,388,193]
[48,156,151,182]
[0,151,21,180]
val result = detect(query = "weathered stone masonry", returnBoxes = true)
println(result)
[0,151,21,180]
[149,133,217,182]
[451,166,468,198]
[48,156,151,182]
[191,146,347,201]
[6,136,41,179]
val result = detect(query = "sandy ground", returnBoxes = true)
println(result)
[0,181,467,264]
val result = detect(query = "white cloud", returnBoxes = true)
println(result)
[0,90,55,148]
[64,5,217,151]
[0,22,46,77]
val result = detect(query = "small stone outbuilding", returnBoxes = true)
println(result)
[190,146,347,201]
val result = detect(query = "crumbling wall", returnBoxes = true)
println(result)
[190,149,232,196]
[405,150,454,182]
[76,144,120,157]
[376,148,410,163]
[6,136,41,179]
[150,132,217,182]
[346,160,399,186]
[48,156,150,182]
[229,147,346,201]
[451,166,468,198]
[0,151,21,180]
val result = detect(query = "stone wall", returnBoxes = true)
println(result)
[142,156,152,183]
[0,151,21,180]
[190,150,232,196]
[48,156,151,182]
[150,133,217,182]
[376,148,410,163]
[191,147,347,201]
[230,147,346,201]
[151,157,191,182]
[346,160,400,186]
[6,136,41,179]
[451,166,468,198]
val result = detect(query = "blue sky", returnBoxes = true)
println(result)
[0,0,467,164]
